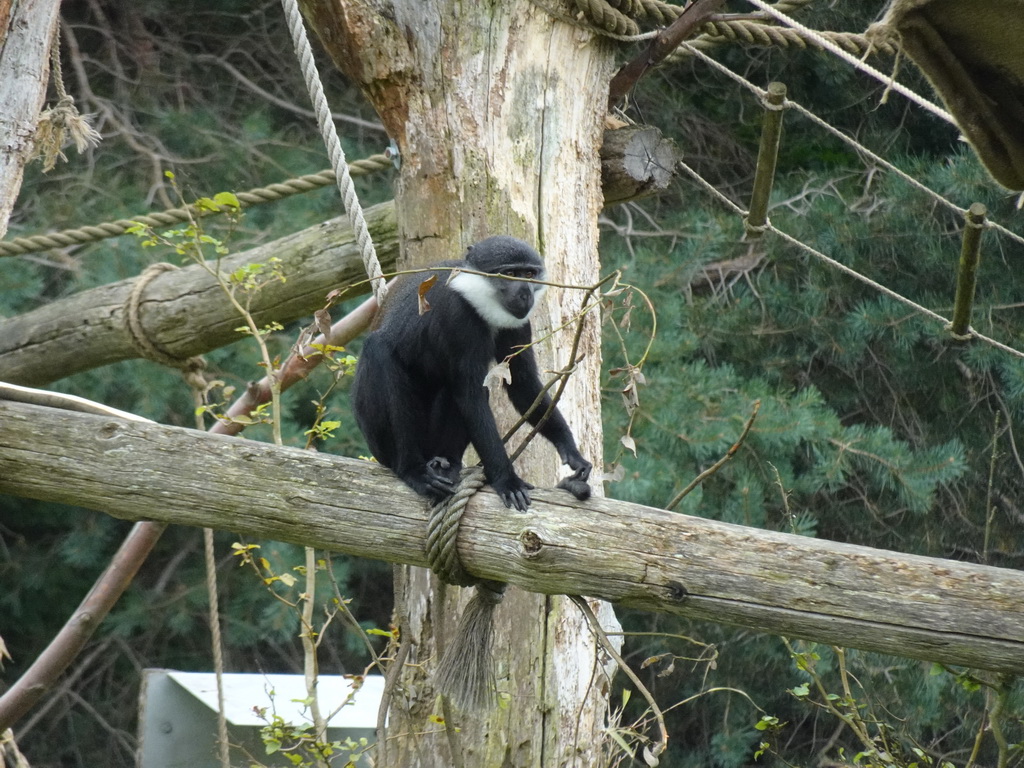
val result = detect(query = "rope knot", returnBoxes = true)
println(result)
[425,467,488,587]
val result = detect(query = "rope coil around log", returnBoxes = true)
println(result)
[123,262,208,390]
[425,467,509,710]
[426,467,489,587]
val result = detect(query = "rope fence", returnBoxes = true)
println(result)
[0,155,393,258]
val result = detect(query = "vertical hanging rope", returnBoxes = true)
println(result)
[279,0,388,303]
[181,357,229,768]
[203,528,231,768]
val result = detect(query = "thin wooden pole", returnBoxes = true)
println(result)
[950,202,987,339]
[745,81,787,239]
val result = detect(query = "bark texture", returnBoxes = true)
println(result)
[0,0,61,237]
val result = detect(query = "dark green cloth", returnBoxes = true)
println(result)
[881,0,1024,190]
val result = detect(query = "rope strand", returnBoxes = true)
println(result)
[680,42,1024,250]
[0,156,392,258]
[279,0,387,303]
[744,0,954,125]
[676,156,1024,361]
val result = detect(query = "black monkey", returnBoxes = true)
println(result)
[351,235,592,511]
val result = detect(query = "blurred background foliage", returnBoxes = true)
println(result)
[2,1,1023,766]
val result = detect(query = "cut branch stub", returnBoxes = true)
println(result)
[600,125,680,205]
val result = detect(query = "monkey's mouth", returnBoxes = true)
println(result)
[508,303,532,319]
[507,293,534,319]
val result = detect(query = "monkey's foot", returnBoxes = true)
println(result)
[423,457,460,500]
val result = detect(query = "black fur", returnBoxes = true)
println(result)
[351,236,591,511]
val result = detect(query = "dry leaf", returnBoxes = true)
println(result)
[314,309,332,337]
[417,274,437,315]
[484,360,512,393]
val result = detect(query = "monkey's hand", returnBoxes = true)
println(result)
[556,450,592,501]
[562,450,592,482]
[491,474,534,512]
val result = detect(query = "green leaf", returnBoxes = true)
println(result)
[213,191,241,209]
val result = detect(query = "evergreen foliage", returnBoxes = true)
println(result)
[596,5,1024,763]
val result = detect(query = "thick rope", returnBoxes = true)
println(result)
[684,20,898,57]
[573,0,643,37]
[279,0,387,304]
[558,0,897,58]
[0,155,392,258]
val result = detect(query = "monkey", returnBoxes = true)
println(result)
[350,235,592,511]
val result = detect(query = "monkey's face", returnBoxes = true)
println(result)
[495,273,544,320]
[449,267,546,329]
[456,236,548,329]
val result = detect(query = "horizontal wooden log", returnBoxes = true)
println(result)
[0,202,398,386]
[1,397,1022,673]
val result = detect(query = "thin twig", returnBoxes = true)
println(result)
[507,272,619,461]
[665,400,761,511]
[570,595,669,762]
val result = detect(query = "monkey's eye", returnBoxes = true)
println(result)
[501,267,539,280]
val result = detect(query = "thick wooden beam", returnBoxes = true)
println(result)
[1,397,1022,673]
[0,202,398,386]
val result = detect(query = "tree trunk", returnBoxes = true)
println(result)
[0,0,61,238]
[300,1,618,765]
